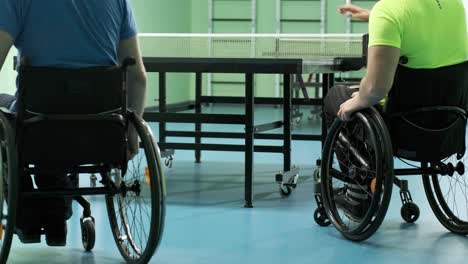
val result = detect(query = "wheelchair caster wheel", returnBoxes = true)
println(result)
[401,202,420,223]
[293,117,301,126]
[81,219,95,251]
[90,174,97,188]
[165,156,173,168]
[287,175,298,189]
[308,114,318,121]
[279,184,292,198]
[314,208,331,227]
[313,169,321,182]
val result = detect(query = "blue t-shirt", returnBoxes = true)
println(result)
[0,0,138,68]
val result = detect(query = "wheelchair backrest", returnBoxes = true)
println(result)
[16,63,130,168]
[18,65,126,116]
[386,61,468,162]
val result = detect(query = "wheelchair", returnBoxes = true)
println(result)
[0,58,166,263]
[314,61,468,241]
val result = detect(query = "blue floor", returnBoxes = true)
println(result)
[8,105,468,263]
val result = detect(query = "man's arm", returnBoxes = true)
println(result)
[337,45,400,121]
[0,30,14,72]
[358,45,400,105]
[118,36,147,159]
[118,36,147,118]
[338,4,371,21]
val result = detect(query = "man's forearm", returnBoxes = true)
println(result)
[127,75,147,117]
[357,75,388,107]
[357,45,401,108]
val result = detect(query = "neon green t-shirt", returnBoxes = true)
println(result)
[369,0,468,69]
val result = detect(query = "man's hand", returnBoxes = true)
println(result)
[338,4,371,21]
[337,92,369,121]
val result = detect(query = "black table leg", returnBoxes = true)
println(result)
[195,72,202,163]
[159,72,167,150]
[321,73,334,146]
[316,73,334,167]
[244,73,254,208]
[283,74,292,172]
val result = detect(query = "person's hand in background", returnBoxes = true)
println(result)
[338,4,371,21]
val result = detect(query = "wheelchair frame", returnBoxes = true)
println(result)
[0,59,166,264]
[314,106,468,241]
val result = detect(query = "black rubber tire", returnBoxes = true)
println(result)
[81,220,96,252]
[313,169,320,182]
[279,185,292,198]
[423,162,468,235]
[321,108,394,241]
[0,112,17,264]
[401,202,420,224]
[164,157,173,168]
[106,111,166,264]
[288,175,297,189]
[314,208,331,227]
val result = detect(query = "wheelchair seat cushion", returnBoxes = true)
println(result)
[385,61,468,162]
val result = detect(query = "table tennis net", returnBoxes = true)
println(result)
[139,33,364,60]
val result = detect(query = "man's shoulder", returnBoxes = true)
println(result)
[371,0,407,21]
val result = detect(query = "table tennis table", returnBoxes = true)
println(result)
[140,33,367,207]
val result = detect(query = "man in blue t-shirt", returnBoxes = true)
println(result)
[0,0,147,246]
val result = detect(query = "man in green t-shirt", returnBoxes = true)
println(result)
[325,0,468,220]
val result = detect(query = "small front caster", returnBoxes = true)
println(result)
[81,218,96,251]
[90,174,97,188]
[314,207,331,227]
[165,156,173,168]
[401,202,420,223]
[279,183,292,198]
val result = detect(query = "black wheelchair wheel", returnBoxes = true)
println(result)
[321,108,394,241]
[423,155,468,235]
[0,112,17,263]
[106,112,166,264]
[81,219,95,252]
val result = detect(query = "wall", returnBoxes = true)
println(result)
[0,49,17,95]
[132,0,192,107]
[189,0,377,99]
